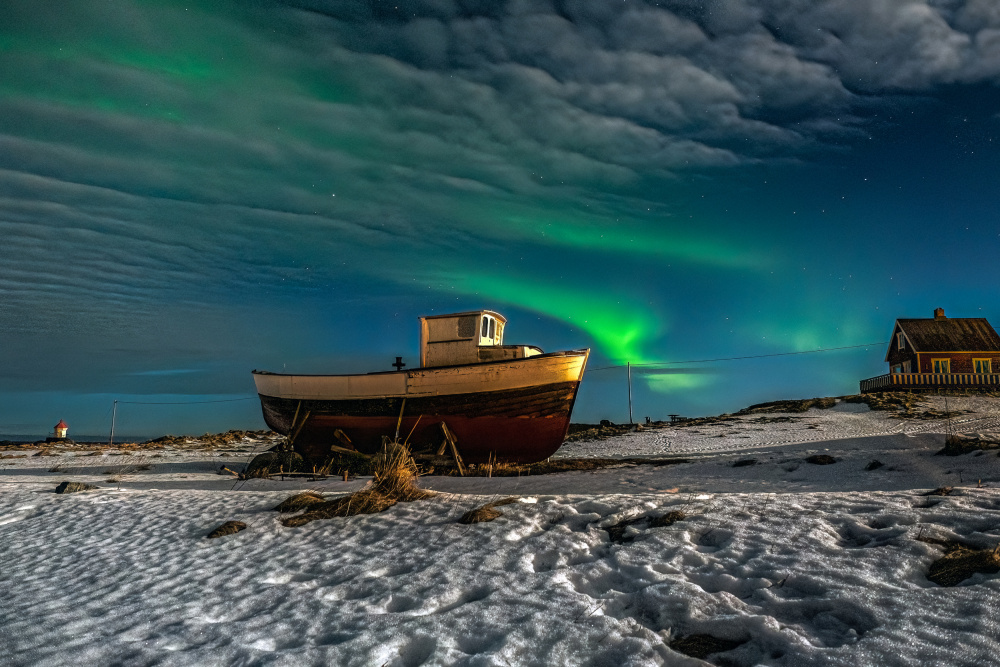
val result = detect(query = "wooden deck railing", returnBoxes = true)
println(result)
[860,372,1000,394]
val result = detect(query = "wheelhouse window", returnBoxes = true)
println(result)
[481,315,489,338]
[974,359,992,374]
[488,317,495,339]
[932,359,951,374]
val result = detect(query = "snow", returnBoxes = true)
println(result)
[2,396,1000,665]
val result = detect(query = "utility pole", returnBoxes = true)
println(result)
[109,400,117,447]
[627,362,633,425]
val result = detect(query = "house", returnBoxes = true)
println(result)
[860,308,1000,393]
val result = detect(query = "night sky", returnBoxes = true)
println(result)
[3,0,1000,437]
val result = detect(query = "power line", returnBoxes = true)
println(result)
[587,341,888,372]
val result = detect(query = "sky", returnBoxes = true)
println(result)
[2,0,1000,437]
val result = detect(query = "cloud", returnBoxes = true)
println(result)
[3,0,999,406]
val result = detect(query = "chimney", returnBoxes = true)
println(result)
[934,307,946,320]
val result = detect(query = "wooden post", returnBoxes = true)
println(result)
[109,400,117,447]
[627,362,633,425]
[287,410,312,447]
[286,401,302,447]
[333,429,352,449]
[440,422,465,476]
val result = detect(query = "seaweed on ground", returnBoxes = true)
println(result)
[669,633,748,659]
[606,510,687,544]
[206,521,247,539]
[459,497,519,524]
[459,457,688,477]
[937,433,1000,456]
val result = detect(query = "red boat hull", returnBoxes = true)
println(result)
[258,380,580,463]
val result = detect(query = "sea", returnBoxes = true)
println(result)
[0,434,151,443]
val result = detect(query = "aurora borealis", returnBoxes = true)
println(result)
[3,1,1000,436]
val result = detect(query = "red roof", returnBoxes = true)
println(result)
[55,420,68,429]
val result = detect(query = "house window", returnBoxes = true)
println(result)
[932,359,951,374]
[974,359,992,374]
[896,332,904,350]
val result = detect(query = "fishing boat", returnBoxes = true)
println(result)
[252,310,589,463]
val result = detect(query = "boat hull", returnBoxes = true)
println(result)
[253,351,588,464]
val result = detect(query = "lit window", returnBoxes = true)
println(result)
[932,359,951,374]
[974,359,992,374]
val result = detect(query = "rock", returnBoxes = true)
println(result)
[54,481,98,494]
[732,458,757,467]
[206,521,247,539]
[805,454,837,465]
[865,459,885,471]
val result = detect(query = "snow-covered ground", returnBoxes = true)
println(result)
[2,396,1000,666]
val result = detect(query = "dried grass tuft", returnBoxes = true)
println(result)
[282,443,434,528]
[274,491,326,513]
[925,542,1000,586]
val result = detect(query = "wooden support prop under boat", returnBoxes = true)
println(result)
[333,428,353,449]
[440,422,465,476]
[286,401,311,448]
[403,415,423,448]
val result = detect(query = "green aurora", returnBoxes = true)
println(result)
[3,0,1000,433]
